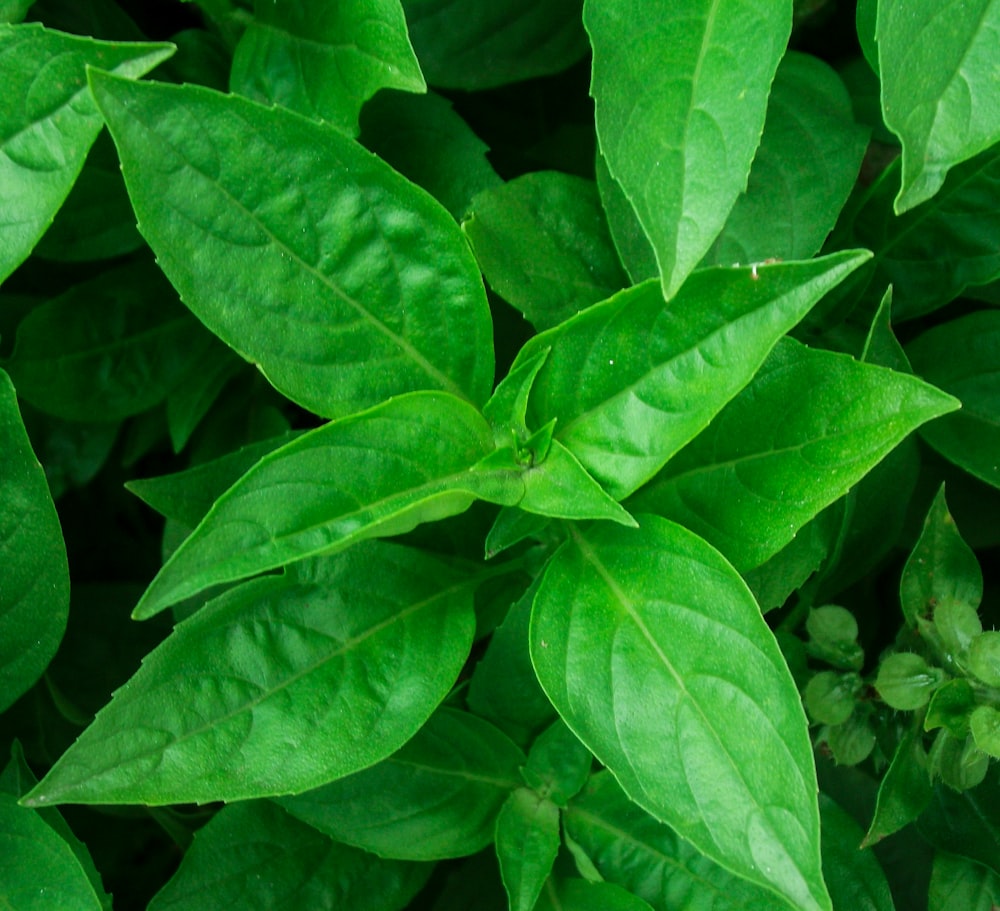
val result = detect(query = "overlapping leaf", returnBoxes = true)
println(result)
[230,0,425,136]
[277,707,524,860]
[877,0,1000,213]
[0,24,171,283]
[132,391,523,619]
[585,0,794,296]
[87,70,494,418]
[628,338,959,571]
[530,518,830,911]
[0,369,69,713]
[24,542,478,805]
[495,788,561,911]
[515,251,869,499]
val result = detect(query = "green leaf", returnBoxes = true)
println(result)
[742,513,833,613]
[818,794,895,911]
[804,672,859,726]
[23,541,477,805]
[146,801,430,911]
[862,726,933,847]
[585,0,793,297]
[926,679,977,737]
[0,368,69,713]
[704,52,868,266]
[133,391,523,619]
[629,337,958,571]
[877,0,1000,213]
[276,707,525,860]
[530,517,830,911]
[928,852,1000,911]
[535,877,655,911]
[875,653,945,711]
[907,311,1000,489]
[463,172,627,331]
[970,706,1000,759]
[230,0,425,137]
[969,633,1000,688]
[0,0,33,23]
[360,88,502,220]
[522,719,592,807]
[899,485,983,629]
[86,69,494,418]
[594,150,658,285]
[564,770,780,911]
[516,251,869,500]
[918,777,1000,878]
[165,338,245,452]
[6,261,210,423]
[0,770,105,909]
[495,787,561,911]
[401,0,588,91]
[0,23,172,283]
[806,606,864,672]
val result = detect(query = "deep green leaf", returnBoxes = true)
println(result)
[87,69,494,418]
[133,391,523,619]
[742,511,833,612]
[531,517,830,911]
[495,787,561,911]
[594,150,658,285]
[516,251,869,500]
[165,338,245,453]
[146,800,430,911]
[628,337,958,571]
[564,770,780,911]
[863,726,933,847]
[0,23,172,282]
[928,852,1000,911]
[819,794,895,911]
[24,541,477,805]
[360,88,502,220]
[907,310,1000,489]
[918,776,1000,878]
[704,52,868,266]
[463,171,627,331]
[0,368,69,713]
[521,718,592,807]
[6,261,210,423]
[585,0,793,296]
[277,707,524,860]
[877,0,1000,213]
[401,0,588,90]
[230,0,425,136]
[535,877,655,911]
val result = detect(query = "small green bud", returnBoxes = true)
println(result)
[827,712,876,766]
[970,705,1000,760]
[929,730,989,792]
[804,671,858,726]
[805,605,864,671]
[924,678,975,737]
[875,652,946,711]
[933,600,982,667]
[968,631,1000,688]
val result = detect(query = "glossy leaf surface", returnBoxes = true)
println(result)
[133,392,523,619]
[517,251,869,499]
[463,171,627,331]
[277,707,524,860]
[877,0,1000,213]
[907,310,1000,490]
[585,0,793,296]
[25,542,477,805]
[230,0,425,136]
[628,338,959,571]
[530,518,829,911]
[146,800,430,911]
[87,70,493,418]
[0,369,69,713]
[0,23,171,282]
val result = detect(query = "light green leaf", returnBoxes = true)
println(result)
[819,794,895,911]
[907,311,1000,490]
[230,0,425,136]
[928,852,1000,911]
[0,368,69,713]
[6,261,211,423]
[521,719,592,807]
[463,171,627,331]
[531,518,830,911]
[133,391,523,619]
[877,0,1000,213]
[87,69,494,418]
[0,23,172,283]
[146,800,430,911]
[495,787,561,911]
[401,0,588,90]
[585,0,794,297]
[704,52,868,266]
[628,337,959,571]
[535,877,655,911]
[564,769,792,911]
[24,541,477,805]
[516,251,869,500]
[360,88,501,220]
[277,707,524,860]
